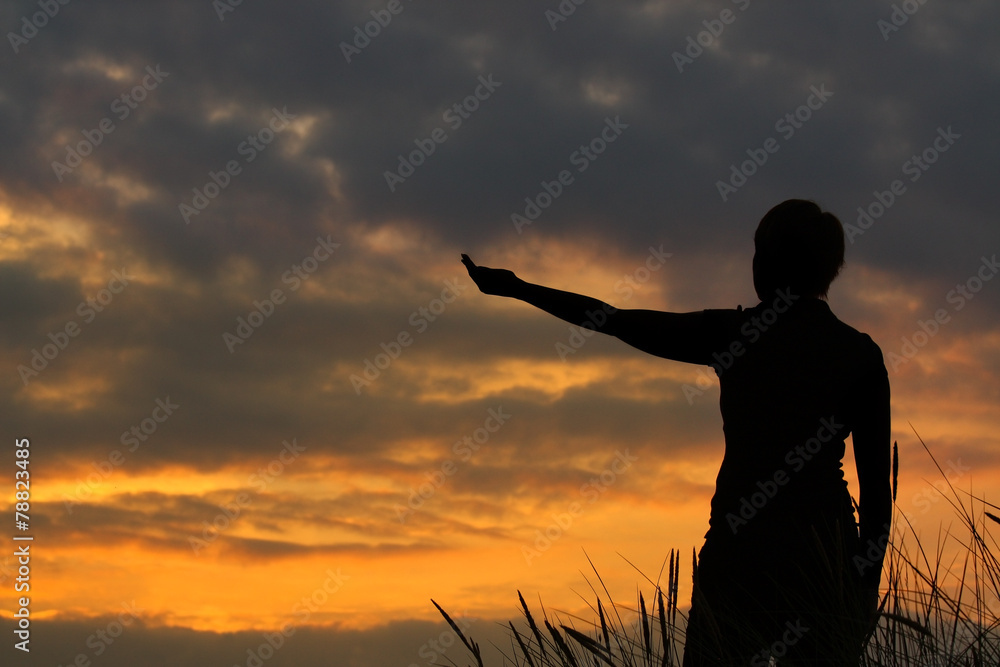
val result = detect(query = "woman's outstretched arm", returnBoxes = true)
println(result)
[461,254,709,362]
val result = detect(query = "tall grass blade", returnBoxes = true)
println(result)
[640,591,651,664]
[561,625,614,665]
[545,620,579,667]
[508,621,537,667]
[520,590,548,663]
[892,440,899,502]
[671,551,679,627]
[657,588,668,667]
[431,599,484,667]
[598,599,610,655]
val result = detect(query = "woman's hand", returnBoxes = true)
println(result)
[461,254,523,297]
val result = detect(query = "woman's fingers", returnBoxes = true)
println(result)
[461,254,487,292]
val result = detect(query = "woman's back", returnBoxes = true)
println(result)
[701,295,888,545]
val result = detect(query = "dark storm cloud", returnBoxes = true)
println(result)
[5,250,725,469]
[3,0,995,275]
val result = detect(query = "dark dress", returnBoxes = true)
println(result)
[678,294,891,666]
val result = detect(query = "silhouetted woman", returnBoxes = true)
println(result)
[462,200,891,665]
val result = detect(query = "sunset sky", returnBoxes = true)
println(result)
[1,1,999,665]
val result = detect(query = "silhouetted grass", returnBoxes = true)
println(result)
[435,434,1000,665]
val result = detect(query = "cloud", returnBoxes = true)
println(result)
[1,0,999,660]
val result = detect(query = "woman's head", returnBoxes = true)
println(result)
[752,199,845,300]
